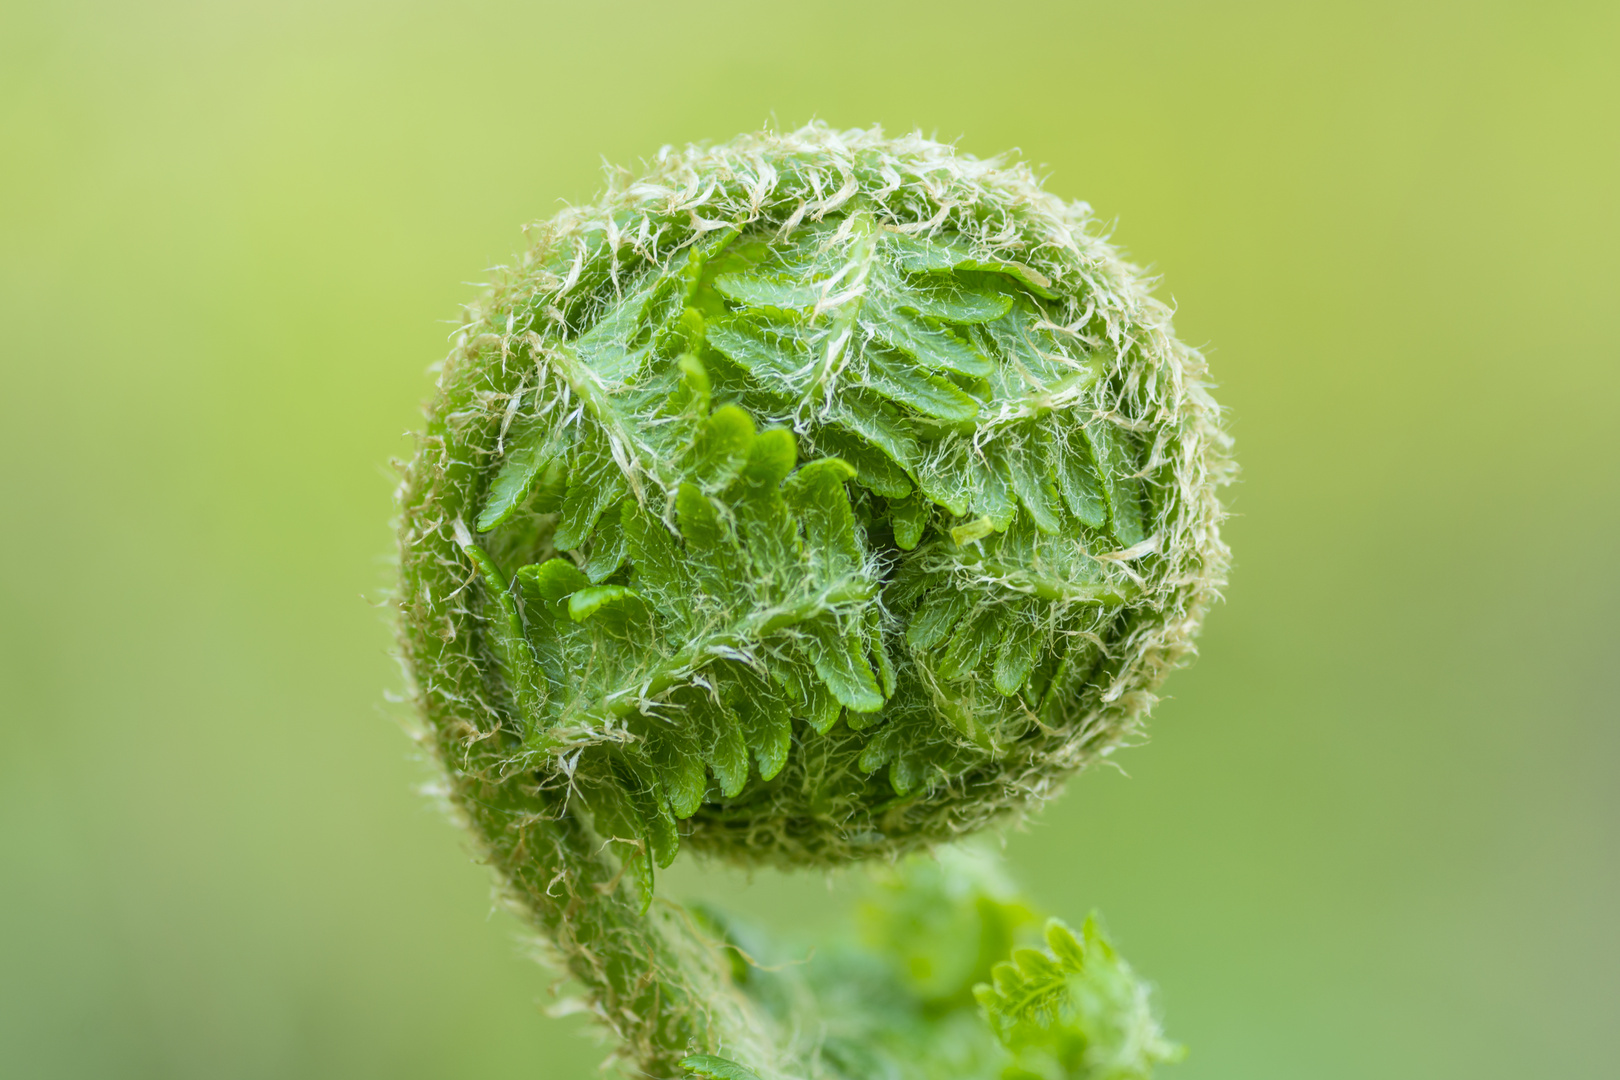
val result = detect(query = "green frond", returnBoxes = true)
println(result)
[974,917,1186,1080]
[396,122,1229,1080]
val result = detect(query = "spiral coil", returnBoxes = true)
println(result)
[396,124,1228,1078]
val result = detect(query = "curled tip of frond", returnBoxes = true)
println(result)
[406,119,1230,865]
[395,123,1227,1080]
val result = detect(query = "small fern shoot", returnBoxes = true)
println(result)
[395,123,1229,1079]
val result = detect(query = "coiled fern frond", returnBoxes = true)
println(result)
[395,123,1229,1079]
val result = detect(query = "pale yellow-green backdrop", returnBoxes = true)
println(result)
[2,1,1615,1077]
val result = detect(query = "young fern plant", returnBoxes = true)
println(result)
[396,124,1230,1080]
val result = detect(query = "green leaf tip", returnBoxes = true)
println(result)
[681,1054,765,1080]
[974,915,1185,1079]
[396,122,1229,1080]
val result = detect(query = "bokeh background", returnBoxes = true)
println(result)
[3,1,1616,1077]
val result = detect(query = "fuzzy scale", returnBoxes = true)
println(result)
[396,124,1228,1078]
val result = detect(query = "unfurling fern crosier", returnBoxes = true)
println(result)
[395,124,1230,1080]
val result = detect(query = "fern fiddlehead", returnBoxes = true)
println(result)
[396,124,1229,1080]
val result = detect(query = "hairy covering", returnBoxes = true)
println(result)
[395,124,1229,1079]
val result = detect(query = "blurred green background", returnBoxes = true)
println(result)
[3,1,1616,1077]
